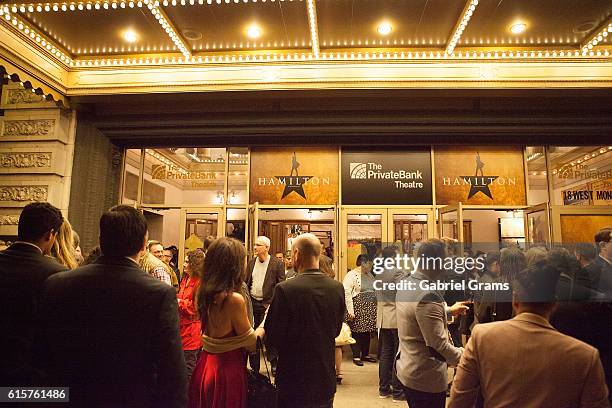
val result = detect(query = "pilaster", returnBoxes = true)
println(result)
[0,82,75,237]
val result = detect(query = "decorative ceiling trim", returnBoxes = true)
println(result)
[306,0,319,58]
[581,18,611,53]
[64,61,612,96]
[445,0,479,55]
[148,2,191,58]
[6,0,301,10]
[71,47,612,67]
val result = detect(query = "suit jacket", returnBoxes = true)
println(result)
[375,267,404,329]
[245,255,285,306]
[586,256,612,300]
[449,313,609,408]
[0,243,66,385]
[264,270,345,404]
[38,256,187,408]
[396,271,463,393]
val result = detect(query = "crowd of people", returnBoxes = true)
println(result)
[0,201,610,407]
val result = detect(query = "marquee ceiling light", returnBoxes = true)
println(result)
[581,18,611,53]
[1,8,73,64]
[5,0,300,11]
[377,21,393,36]
[122,28,138,42]
[306,0,319,58]
[246,23,262,39]
[147,1,192,58]
[445,0,479,55]
[510,22,527,34]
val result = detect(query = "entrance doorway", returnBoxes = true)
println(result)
[250,206,337,275]
[340,207,435,280]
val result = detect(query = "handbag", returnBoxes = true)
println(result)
[247,338,277,408]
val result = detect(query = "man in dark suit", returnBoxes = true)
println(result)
[586,227,612,300]
[0,202,65,385]
[265,233,345,408]
[38,205,187,408]
[245,235,285,373]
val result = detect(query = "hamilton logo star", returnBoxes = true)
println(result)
[461,152,499,199]
[275,152,313,199]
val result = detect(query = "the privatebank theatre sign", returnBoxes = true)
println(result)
[341,148,432,205]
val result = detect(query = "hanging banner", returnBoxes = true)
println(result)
[249,147,338,205]
[341,148,432,205]
[435,146,526,206]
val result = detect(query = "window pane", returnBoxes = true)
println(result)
[549,146,612,206]
[525,146,548,205]
[228,148,248,205]
[122,149,141,204]
[142,147,226,206]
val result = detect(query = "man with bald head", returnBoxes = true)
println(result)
[265,233,345,408]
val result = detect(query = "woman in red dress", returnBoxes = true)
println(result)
[188,237,264,408]
[177,249,205,384]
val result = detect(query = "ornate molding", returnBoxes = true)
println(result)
[2,120,55,137]
[0,215,19,225]
[0,186,48,202]
[0,152,52,168]
[7,89,45,104]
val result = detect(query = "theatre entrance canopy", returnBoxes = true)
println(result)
[1,0,612,99]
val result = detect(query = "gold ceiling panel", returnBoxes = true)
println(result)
[163,1,311,52]
[317,0,465,49]
[461,0,612,47]
[20,7,175,55]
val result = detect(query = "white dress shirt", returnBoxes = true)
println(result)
[250,254,270,301]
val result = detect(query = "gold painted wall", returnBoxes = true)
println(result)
[560,215,612,244]
[434,146,526,206]
[249,147,339,205]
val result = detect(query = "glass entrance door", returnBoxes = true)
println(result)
[524,203,551,246]
[179,207,224,273]
[438,203,463,241]
[340,207,435,280]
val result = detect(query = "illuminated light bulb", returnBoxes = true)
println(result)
[510,22,527,34]
[246,24,262,39]
[123,29,138,42]
[377,21,392,35]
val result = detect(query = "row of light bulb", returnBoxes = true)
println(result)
[446,0,478,55]
[554,147,611,174]
[582,23,611,52]
[6,0,294,10]
[70,48,612,67]
[306,0,319,58]
[149,3,191,57]
[1,9,72,63]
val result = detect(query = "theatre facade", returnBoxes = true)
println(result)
[0,0,611,277]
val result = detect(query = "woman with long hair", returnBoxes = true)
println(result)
[188,238,263,408]
[50,219,78,269]
[178,249,205,385]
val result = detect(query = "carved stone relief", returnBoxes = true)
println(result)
[0,215,20,225]
[0,186,49,202]
[3,120,55,137]
[7,89,45,104]
[0,152,52,168]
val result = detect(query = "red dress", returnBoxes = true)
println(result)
[187,332,248,408]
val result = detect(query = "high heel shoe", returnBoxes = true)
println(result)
[336,375,343,384]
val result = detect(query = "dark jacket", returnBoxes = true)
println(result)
[586,256,612,300]
[38,256,187,408]
[0,243,66,385]
[245,255,285,306]
[265,271,345,405]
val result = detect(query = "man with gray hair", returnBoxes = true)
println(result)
[245,235,285,373]
[265,233,345,408]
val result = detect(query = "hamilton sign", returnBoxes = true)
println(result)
[250,148,338,205]
[342,149,432,205]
